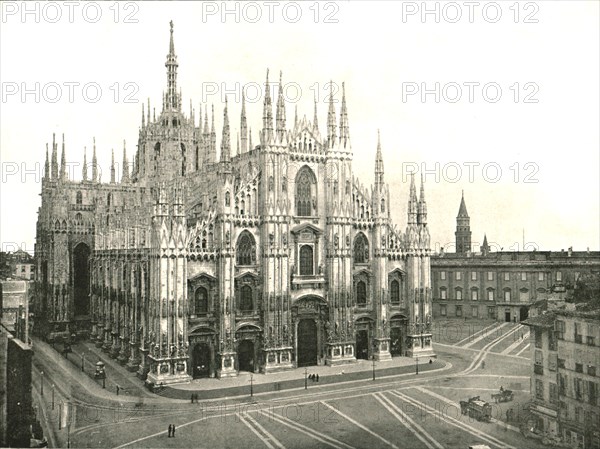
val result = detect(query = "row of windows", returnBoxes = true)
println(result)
[438,287,531,301]
[438,270,562,282]
[555,320,598,346]
[439,304,496,319]
[192,280,404,314]
[555,375,598,406]
[236,231,373,269]
[192,285,254,314]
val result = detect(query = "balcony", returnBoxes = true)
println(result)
[291,274,326,290]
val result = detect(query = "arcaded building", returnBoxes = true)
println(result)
[34,23,434,387]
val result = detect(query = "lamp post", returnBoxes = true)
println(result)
[372,354,376,381]
[416,356,419,375]
[81,352,85,372]
[304,368,308,390]
[51,384,55,410]
[40,370,44,396]
[250,373,254,397]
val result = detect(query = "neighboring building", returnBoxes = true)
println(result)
[0,280,29,335]
[431,194,600,322]
[0,250,35,281]
[523,300,600,449]
[14,263,35,281]
[0,323,36,448]
[34,23,434,387]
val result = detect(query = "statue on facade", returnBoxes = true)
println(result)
[283,325,289,343]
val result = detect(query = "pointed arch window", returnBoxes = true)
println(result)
[195,286,208,315]
[354,233,369,264]
[225,191,231,207]
[390,279,400,304]
[181,143,186,176]
[107,192,113,206]
[299,245,313,275]
[296,166,316,216]
[76,191,83,205]
[239,285,253,312]
[154,142,161,174]
[356,281,367,306]
[381,198,385,213]
[236,231,256,266]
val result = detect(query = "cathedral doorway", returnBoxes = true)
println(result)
[390,327,403,357]
[356,330,369,360]
[73,243,91,316]
[297,319,318,367]
[192,343,211,378]
[390,315,407,357]
[519,306,529,321]
[237,340,255,372]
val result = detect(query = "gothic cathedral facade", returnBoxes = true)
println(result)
[34,23,434,387]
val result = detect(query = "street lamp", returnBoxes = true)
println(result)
[416,356,419,375]
[40,370,44,396]
[372,355,376,381]
[81,352,85,372]
[304,368,308,390]
[250,373,254,397]
[51,384,55,410]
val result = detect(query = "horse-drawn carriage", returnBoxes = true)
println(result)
[491,388,514,403]
[459,396,492,422]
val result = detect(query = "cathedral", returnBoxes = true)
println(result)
[34,23,434,387]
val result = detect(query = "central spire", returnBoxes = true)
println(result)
[164,20,180,111]
[375,129,384,185]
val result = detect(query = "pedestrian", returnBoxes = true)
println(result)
[316,374,319,382]
[172,424,176,438]
[429,358,433,364]
[167,424,172,437]
[481,360,485,369]
[116,385,120,396]
[191,393,194,403]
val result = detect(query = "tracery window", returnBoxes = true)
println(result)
[354,233,369,264]
[296,166,315,216]
[236,231,256,266]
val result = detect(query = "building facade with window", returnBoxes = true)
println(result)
[524,302,600,449]
[33,23,434,387]
[431,195,600,322]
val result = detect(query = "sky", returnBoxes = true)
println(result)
[1,1,599,255]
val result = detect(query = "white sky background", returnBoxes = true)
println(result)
[0,1,598,254]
